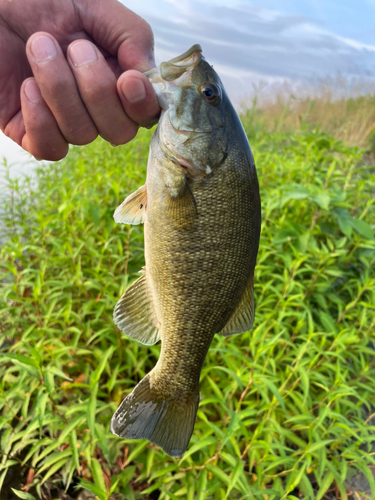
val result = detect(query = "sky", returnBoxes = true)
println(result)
[125,0,375,98]
[1,0,375,173]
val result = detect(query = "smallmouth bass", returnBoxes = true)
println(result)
[110,45,261,458]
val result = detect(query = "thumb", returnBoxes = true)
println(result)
[77,0,155,72]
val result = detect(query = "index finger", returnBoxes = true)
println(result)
[117,70,160,129]
[77,0,155,72]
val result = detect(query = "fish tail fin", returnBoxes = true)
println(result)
[110,373,199,458]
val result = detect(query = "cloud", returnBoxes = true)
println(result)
[122,0,375,100]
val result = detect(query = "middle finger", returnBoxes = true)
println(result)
[26,32,98,145]
[67,39,138,145]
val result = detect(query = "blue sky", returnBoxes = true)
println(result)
[253,0,375,45]
[123,0,375,100]
[1,0,375,169]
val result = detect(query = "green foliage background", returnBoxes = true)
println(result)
[1,120,375,499]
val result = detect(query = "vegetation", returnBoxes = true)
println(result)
[241,83,375,151]
[1,98,375,499]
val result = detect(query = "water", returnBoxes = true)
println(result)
[0,131,38,184]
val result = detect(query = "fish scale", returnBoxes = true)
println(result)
[111,44,261,457]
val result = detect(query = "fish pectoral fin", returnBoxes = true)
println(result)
[219,275,255,336]
[166,178,197,226]
[114,185,147,225]
[113,270,160,346]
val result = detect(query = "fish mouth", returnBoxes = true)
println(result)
[166,44,202,66]
[170,120,211,135]
[144,45,203,83]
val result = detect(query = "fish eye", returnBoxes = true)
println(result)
[201,83,221,106]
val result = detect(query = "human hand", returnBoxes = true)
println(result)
[0,0,160,161]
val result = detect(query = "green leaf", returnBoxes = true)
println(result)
[337,215,352,237]
[127,441,148,465]
[262,378,285,410]
[91,458,107,493]
[340,458,347,483]
[1,353,39,368]
[281,187,310,206]
[11,490,37,500]
[196,469,208,500]
[225,460,245,498]
[316,472,334,500]
[58,415,86,444]
[299,473,315,500]
[312,193,330,210]
[37,392,48,437]
[305,440,333,455]
[69,430,80,473]
[286,465,306,494]
[298,367,309,405]
[319,311,337,333]
[89,203,100,227]
[49,366,73,381]
[40,458,70,485]
[87,386,98,437]
[347,217,373,239]
[90,345,115,388]
[180,436,217,462]
[354,461,375,499]
[1,354,41,379]
[206,464,230,485]
[79,479,107,500]
[115,465,136,488]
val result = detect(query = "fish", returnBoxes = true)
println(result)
[110,44,261,458]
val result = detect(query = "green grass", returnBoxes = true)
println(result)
[1,121,375,499]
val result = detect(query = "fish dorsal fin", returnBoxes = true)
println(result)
[113,270,160,346]
[220,275,255,336]
[114,185,147,225]
[166,178,197,228]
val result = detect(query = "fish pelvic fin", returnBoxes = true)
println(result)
[166,178,197,228]
[110,373,199,458]
[114,185,147,225]
[220,275,255,336]
[113,271,160,346]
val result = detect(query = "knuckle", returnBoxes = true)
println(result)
[67,123,98,145]
[83,78,114,104]
[139,19,154,41]
[41,75,73,101]
[44,146,69,162]
[104,123,138,146]
[28,142,69,162]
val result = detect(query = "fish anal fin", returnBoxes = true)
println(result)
[114,185,147,225]
[166,178,197,228]
[110,373,199,458]
[113,271,160,346]
[220,275,255,336]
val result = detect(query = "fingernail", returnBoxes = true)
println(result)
[30,35,57,62]
[69,41,98,67]
[123,77,146,103]
[24,79,43,103]
[148,56,156,69]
